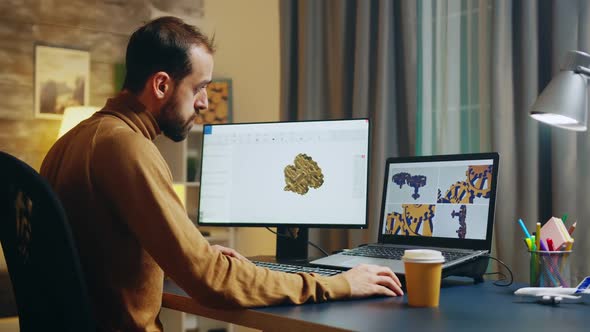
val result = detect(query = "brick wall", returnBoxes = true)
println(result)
[0,0,203,170]
[0,0,148,169]
[0,0,204,274]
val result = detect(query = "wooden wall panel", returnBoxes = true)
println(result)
[0,0,41,23]
[0,84,34,119]
[0,0,158,170]
[0,0,208,306]
[0,118,60,169]
[91,61,117,105]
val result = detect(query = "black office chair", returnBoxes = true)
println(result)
[0,151,96,332]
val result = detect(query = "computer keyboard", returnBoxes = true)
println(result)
[343,246,472,262]
[253,260,344,276]
[344,246,406,259]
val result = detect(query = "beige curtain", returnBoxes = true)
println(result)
[549,0,590,284]
[491,0,590,283]
[280,0,416,253]
[281,0,590,283]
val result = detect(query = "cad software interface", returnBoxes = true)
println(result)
[381,158,494,240]
[198,119,369,226]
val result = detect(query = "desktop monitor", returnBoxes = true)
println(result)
[197,119,370,259]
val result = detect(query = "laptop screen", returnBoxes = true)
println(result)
[378,153,499,251]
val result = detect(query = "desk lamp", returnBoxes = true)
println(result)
[57,106,100,138]
[530,50,590,131]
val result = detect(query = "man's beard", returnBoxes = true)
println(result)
[159,95,194,142]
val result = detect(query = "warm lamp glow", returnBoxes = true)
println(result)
[530,113,583,130]
[173,184,186,207]
[57,106,100,138]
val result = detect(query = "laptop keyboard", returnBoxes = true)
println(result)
[343,246,472,262]
[253,260,343,276]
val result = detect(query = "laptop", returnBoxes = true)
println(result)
[311,153,499,276]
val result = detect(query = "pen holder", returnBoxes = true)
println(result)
[529,250,572,287]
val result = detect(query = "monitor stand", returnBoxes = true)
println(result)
[275,226,308,261]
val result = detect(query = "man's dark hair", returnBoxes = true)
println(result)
[122,16,215,93]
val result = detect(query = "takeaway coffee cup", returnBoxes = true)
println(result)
[402,249,445,307]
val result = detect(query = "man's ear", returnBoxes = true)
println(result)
[152,72,172,99]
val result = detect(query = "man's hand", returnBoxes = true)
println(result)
[341,264,404,298]
[211,244,249,261]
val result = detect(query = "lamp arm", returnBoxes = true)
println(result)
[574,65,590,77]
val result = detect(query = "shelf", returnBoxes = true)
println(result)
[203,235,230,243]
[200,227,234,247]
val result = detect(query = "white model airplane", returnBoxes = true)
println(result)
[514,276,590,304]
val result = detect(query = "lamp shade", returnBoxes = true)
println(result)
[530,50,590,131]
[57,106,100,138]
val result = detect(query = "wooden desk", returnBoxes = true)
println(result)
[163,278,588,331]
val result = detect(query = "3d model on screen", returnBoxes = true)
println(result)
[384,204,435,236]
[392,172,427,200]
[451,205,467,239]
[283,153,324,195]
[437,165,492,203]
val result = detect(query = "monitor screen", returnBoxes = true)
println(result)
[197,119,370,228]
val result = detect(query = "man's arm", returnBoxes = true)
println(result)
[212,244,404,297]
[210,244,248,261]
[92,134,401,307]
[343,264,403,297]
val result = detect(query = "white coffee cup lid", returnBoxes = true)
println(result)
[402,249,445,263]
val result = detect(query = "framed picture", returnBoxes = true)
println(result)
[34,45,90,119]
[195,78,232,124]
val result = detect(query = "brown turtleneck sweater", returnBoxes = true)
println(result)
[40,92,350,332]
